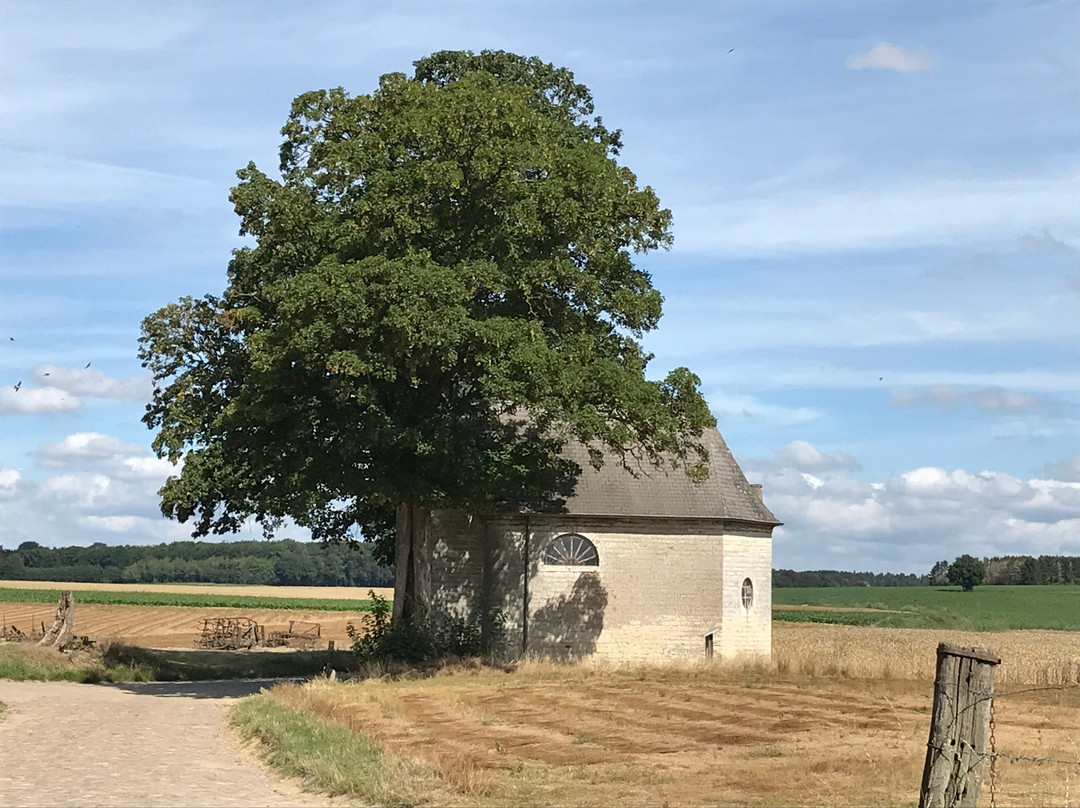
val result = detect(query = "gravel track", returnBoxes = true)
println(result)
[0,679,342,807]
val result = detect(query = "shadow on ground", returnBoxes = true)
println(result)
[104,645,355,682]
[106,677,309,699]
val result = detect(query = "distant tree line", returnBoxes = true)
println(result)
[772,569,924,588]
[775,555,1080,589]
[0,539,393,588]
[982,555,1080,586]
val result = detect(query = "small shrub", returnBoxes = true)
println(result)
[347,591,504,665]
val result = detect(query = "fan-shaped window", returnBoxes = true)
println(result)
[543,534,599,566]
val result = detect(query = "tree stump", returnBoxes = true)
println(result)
[919,642,1000,807]
[37,591,74,649]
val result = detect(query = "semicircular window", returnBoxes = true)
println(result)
[543,534,599,566]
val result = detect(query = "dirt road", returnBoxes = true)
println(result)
[0,679,340,807]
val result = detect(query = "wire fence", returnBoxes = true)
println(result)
[991,685,1079,808]
[920,646,1078,808]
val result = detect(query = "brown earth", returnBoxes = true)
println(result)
[267,663,1080,807]
[0,602,371,649]
[0,679,347,808]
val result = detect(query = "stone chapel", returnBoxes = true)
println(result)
[393,426,780,661]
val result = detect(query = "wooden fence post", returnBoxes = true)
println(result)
[919,642,1001,808]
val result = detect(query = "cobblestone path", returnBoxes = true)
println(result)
[0,679,341,807]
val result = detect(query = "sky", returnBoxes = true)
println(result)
[1,0,1078,574]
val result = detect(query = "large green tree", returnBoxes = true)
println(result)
[139,50,714,615]
[947,554,986,592]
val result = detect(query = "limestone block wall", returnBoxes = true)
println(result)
[717,533,772,660]
[481,517,527,647]
[399,507,487,623]
[425,511,774,662]
[480,515,773,662]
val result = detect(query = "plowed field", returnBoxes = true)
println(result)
[0,602,370,648]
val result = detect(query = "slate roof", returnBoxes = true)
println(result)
[556,427,781,525]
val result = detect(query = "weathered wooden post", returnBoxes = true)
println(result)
[37,590,74,649]
[919,642,1001,808]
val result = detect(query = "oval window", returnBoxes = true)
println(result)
[543,534,599,566]
[741,578,754,609]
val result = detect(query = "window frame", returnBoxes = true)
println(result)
[542,533,599,567]
[741,577,754,610]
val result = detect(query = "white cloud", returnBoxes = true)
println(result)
[0,148,218,214]
[0,431,194,546]
[676,167,1080,255]
[79,515,142,533]
[34,432,181,483]
[709,392,822,427]
[846,42,933,73]
[0,466,20,499]
[971,387,1038,412]
[891,385,1038,412]
[774,440,861,472]
[1017,227,1076,255]
[753,446,1080,573]
[1041,456,1080,483]
[119,456,180,480]
[32,365,153,401]
[0,385,82,414]
[35,432,147,469]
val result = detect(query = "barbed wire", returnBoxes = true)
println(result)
[926,742,1080,769]
[986,750,1080,767]
[992,683,1080,698]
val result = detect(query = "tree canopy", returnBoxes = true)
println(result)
[139,50,714,559]
[947,554,986,592]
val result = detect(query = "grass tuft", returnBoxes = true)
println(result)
[0,643,153,683]
[229,694,424,806]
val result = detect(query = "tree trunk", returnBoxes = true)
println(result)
[393,503,432,622]
[37,591,74,649]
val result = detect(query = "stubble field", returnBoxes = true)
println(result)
[251,656,1079,807]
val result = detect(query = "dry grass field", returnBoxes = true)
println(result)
[774,623,1080,684]
[0,580,394,601]
[0,602,371,648]
[260,660,1079,807]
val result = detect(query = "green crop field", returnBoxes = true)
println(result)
[0,587,375,612]
[773,584,1080,631]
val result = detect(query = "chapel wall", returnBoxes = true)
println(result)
[717,533,772,659]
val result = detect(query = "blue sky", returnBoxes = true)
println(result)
[1,0,1078,573]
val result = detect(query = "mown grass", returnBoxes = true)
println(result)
[230,694,422,806]
[772,584,1080,631]
[0,587,375,612]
